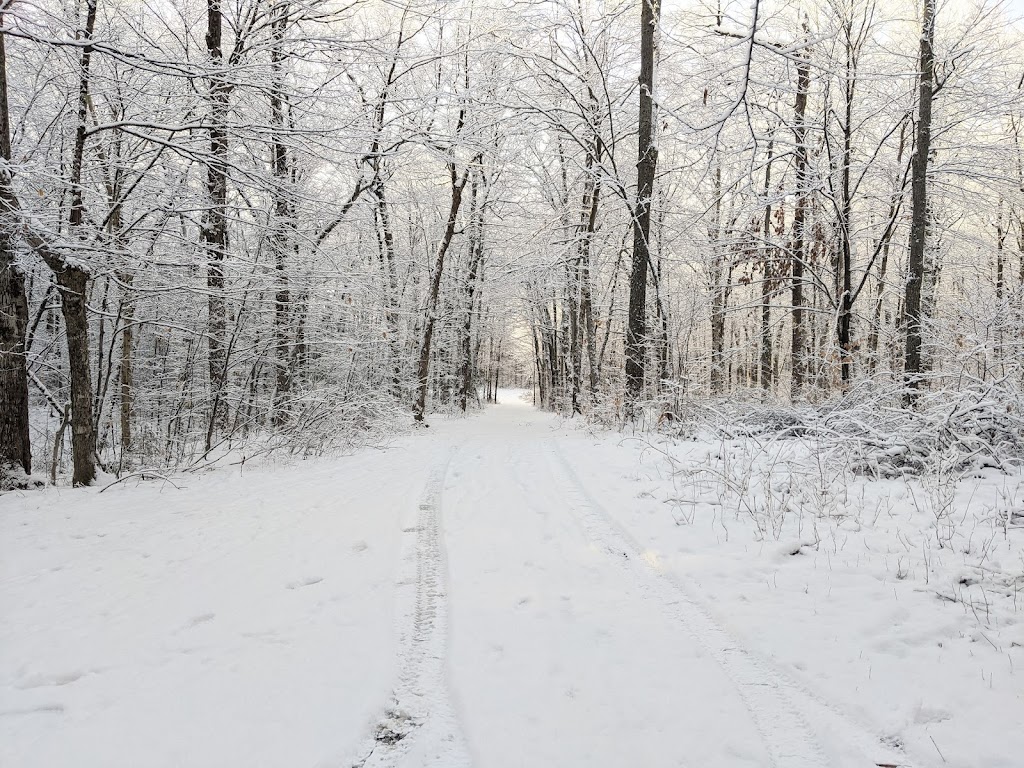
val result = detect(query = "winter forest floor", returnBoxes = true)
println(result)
[1,391,1022,768]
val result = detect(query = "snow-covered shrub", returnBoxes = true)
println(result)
[657,380,1024,478]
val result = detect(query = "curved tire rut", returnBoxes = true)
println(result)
[546,438,917,768]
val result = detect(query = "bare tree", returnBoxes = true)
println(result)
[0,2,30,479]
[625,0,660,414]
[902,0,936,404]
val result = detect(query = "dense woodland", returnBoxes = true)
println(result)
[1,0,1023,486]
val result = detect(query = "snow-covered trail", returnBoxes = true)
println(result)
[1,393,944,767]
[439,402,771,767]
[436,396,906,768]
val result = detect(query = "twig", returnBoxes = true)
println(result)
[99,471,182,493]
[930,734,947,763]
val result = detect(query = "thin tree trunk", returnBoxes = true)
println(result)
[566,258,582,414]
[760,138,776,393]
[119,274,134,457]
[371,182,402,394]
[866,122,908,373]
[579,147,600,398]
[836,38,855,387]
[459,175,485,412]
[412,163,471,422]
[654,203,670,390]
[708,159,733,397]
[493,338,502,400]
[709,159,727,395]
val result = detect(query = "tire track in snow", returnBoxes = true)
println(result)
[546,439,917,768]
[351,447,471,768]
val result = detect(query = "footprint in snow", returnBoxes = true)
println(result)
[16,670,86,689]
[0,703,66,717]
[286,576,323,589]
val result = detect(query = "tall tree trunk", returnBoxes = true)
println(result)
[372,180,403,395]
[566,259,582,414]
[836,35,855,387]
[366,47,404,396]
[59,0,100,485]
[760,138,776,394]
[653,203,670,390]
[867,122,907,373]
[0,12,31,477]
[118,274,134,456]
[902,0,935,404]
[203,0,230,443]
[790,42,810,400]
[458,175,485,412]
[625,0,660,413]
[994,205,1006,377]
[106,208,133,460]
[579,139,601,399]
[270,4,292,426]
[709,159,727,395]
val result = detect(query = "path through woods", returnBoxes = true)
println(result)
[3,393,1019,767]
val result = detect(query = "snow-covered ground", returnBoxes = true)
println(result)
[2,391,1021,768]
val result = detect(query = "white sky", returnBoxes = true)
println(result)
[1002,0,1024,19]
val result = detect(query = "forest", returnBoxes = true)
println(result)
[3,2,1024,765]
[0,0,1022,485]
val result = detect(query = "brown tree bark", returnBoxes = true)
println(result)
[0,234,30,477]
[412,162,472,422]
[269,3,292,426]
[55,267,96,486]
[577,109,602,402]
[709,159,728,395]
[458,174,485,413]
[790,41,810,400]
[902,0,935,405]
[59,0,100,486]
[203,0,230,444]
[760,137,776,394]
[0,11,31,477]
[625,0,660,413]
[0,112,96,488]
[118,274,134,456]
[836,29,855,387]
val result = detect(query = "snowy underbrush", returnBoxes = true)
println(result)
[573,422,1024,766]
[654,382,1024,478]
[645,427,1024,637]
[0,464,45,492]
[29,389,408,488]
[256,390,407,457]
